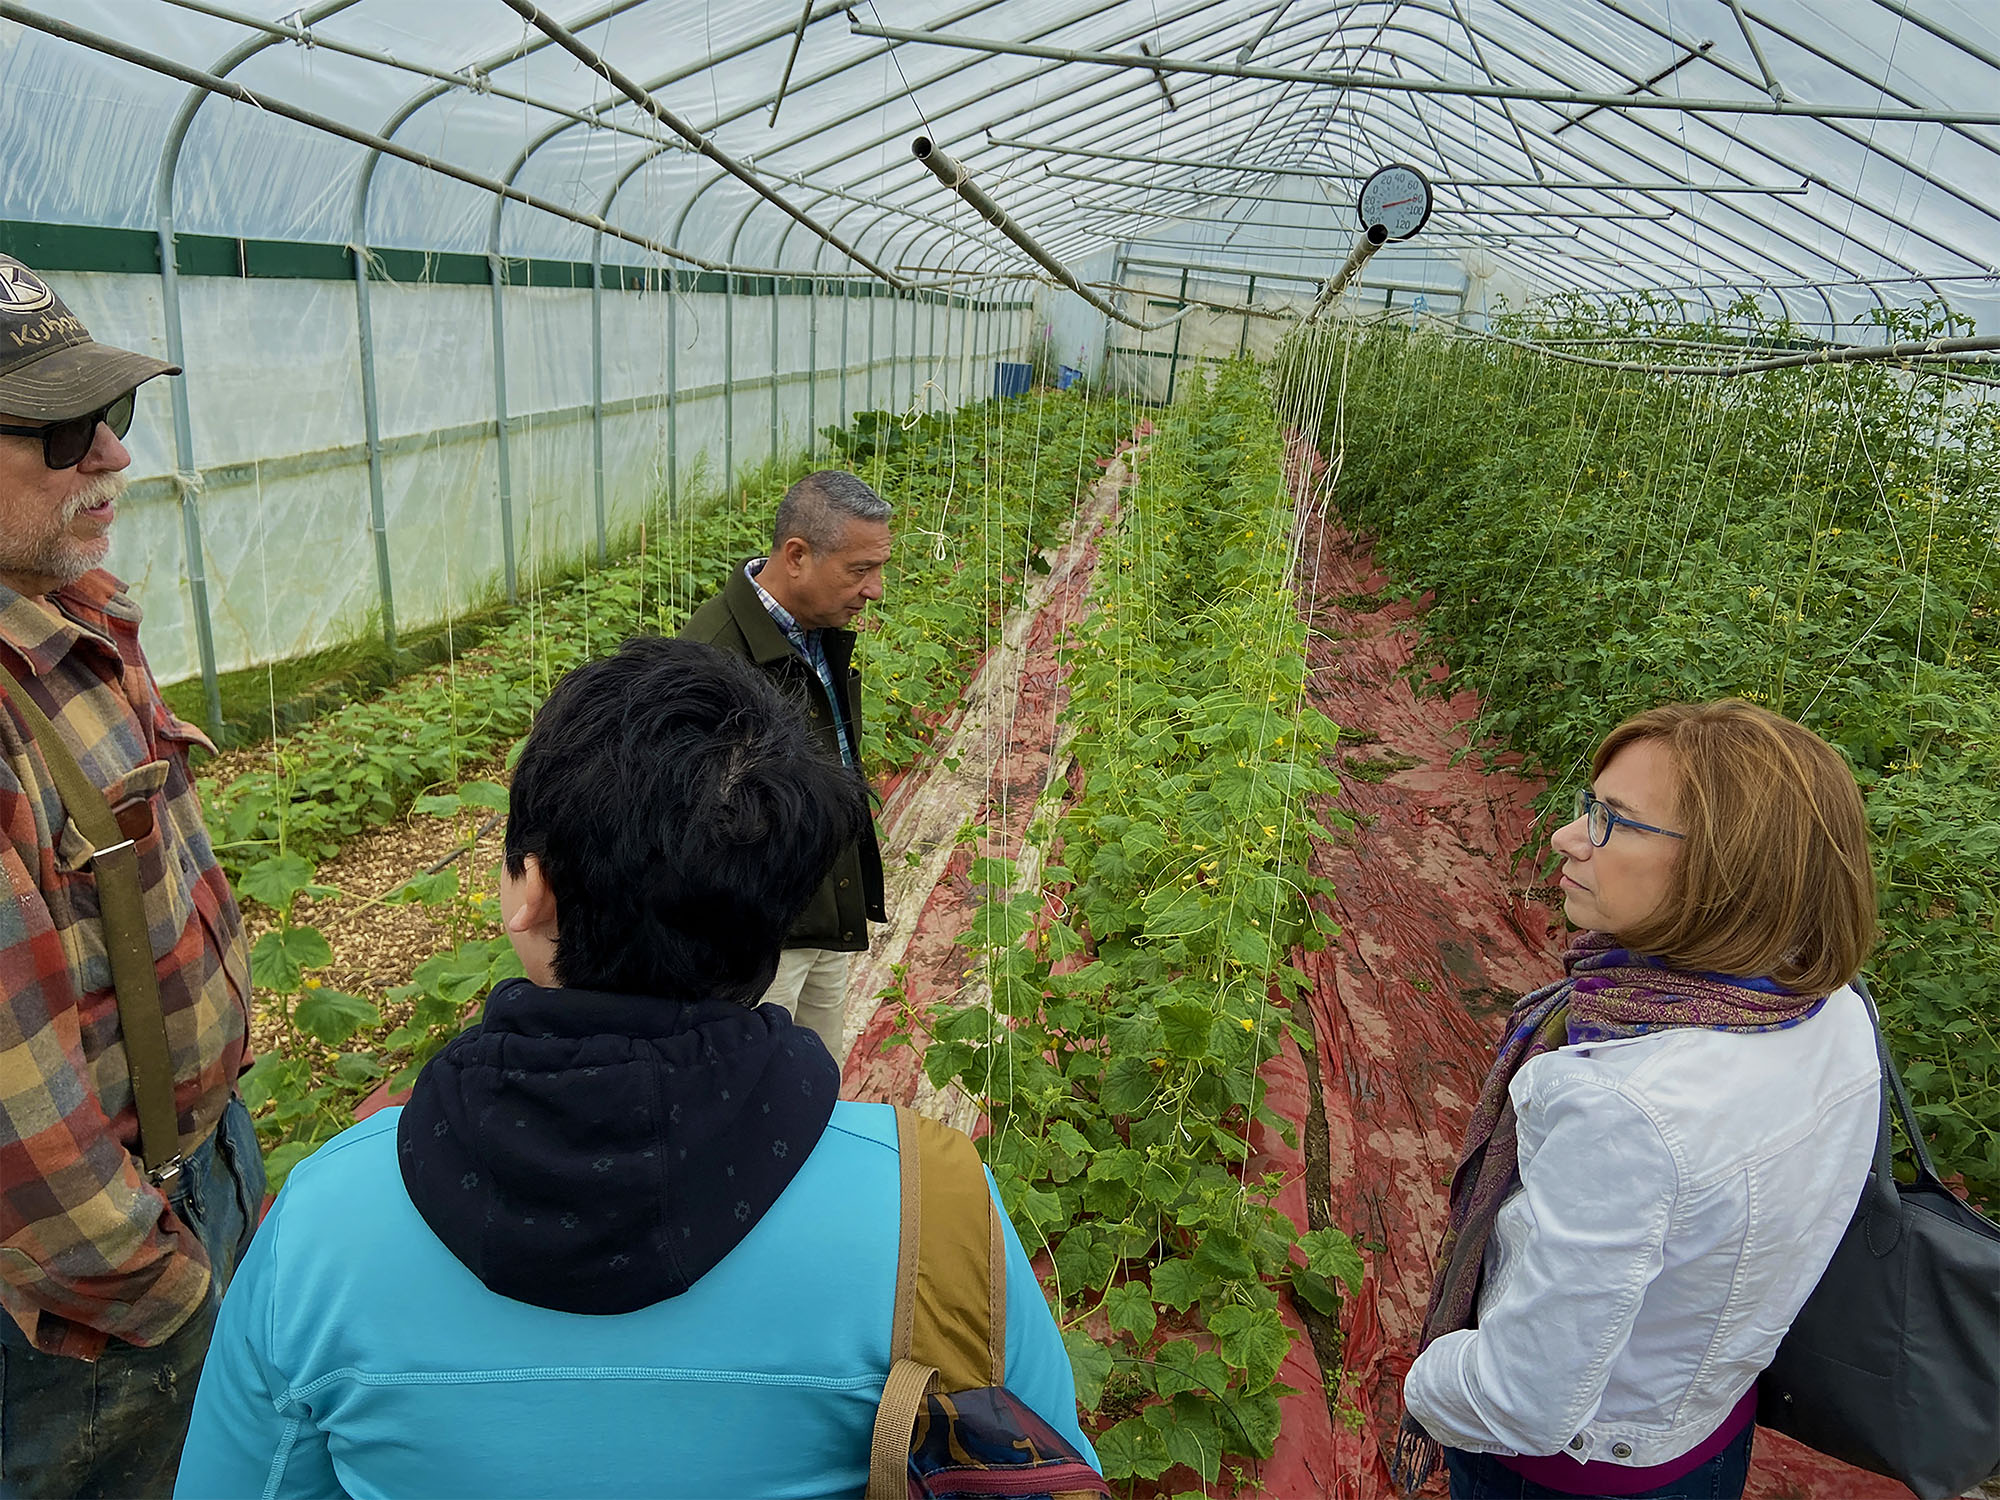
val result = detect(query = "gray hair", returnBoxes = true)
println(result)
[773,470,892,555]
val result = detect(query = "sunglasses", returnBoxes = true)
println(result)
[0,391,136,470]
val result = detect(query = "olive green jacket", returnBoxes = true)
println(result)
[679,561,886,952]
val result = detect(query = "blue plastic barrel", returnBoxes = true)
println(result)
[1057,365,1082,391]
[993,361,1033,398]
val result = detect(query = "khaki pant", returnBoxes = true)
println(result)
[758,947,855,1060]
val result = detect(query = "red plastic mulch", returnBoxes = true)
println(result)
[842,463,1122,1109]
[1276,507,1908,1500]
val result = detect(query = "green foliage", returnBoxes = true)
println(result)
[197,496,768,881]
[921,364,1365,1484]
[849,395,1130,770]
[1285,301,2000,1206]
[220,395,1132,1191]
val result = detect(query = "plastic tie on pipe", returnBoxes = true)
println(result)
[281,9,314,47]
[459,66,493,94]
[172,469,206,500]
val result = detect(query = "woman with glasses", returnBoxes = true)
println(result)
[1394,700,1882,1500]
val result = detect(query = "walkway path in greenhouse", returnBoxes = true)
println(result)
[1289,512,1910,1500]
[840,442,1135,1114]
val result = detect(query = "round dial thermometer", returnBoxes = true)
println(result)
[1357,163,1433,241]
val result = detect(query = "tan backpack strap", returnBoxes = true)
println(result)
[867,1107,1011,1496]
[899,1105,1006,1390]
[866,1359,937,1500]
[0,664,182,1185]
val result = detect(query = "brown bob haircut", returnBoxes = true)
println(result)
[1592,699,1876,995]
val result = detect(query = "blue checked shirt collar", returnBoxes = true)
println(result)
[745,559,855,768]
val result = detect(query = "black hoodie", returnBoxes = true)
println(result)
[397,977,839,1315]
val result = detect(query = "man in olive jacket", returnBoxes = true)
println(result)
[680,471,889,1060]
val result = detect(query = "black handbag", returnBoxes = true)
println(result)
[1758,979,2000,1500]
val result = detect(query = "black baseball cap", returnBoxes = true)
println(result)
[0,254,179,422]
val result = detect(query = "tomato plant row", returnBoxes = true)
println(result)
[1285,298,2000,1208]
[923,363,1363,1491]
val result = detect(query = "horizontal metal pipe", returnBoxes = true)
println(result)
[909,135,1189,332]
[858,21,2000,126]
[987,135,1810,196]
[1041,167,1675,218]
[0,3,818,279]
[500,0,906,286]
[1121,254,1469,296]
[1087,282,1296,321]
[1426,314,2000,376]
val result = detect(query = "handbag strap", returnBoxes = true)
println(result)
[1850,976,1938,1252]
[866,1106,1009,1499]
[0,662,182,1185]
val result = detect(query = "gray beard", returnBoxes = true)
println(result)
[0,475,123,589]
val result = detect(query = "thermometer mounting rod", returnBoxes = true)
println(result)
[911,136,1192,333]
[1308,222,1391,322]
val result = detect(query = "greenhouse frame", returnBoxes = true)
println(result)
[3,6,1999,1498]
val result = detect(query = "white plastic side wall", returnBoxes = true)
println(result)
[70,267,1030,687]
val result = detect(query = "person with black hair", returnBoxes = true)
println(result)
[682,469,892,1060]
[172,636,1093,1499]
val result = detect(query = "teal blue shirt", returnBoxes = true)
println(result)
[174,1103,1093,1499]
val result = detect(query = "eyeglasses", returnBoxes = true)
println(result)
[1574,788,1686,848]
[0,392,136,470]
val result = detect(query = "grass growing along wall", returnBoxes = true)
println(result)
[1280,300,2000,1208]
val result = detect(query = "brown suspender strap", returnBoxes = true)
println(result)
[866,1106,1010,1500]
[0,664,182,1185]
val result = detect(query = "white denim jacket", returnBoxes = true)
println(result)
[1404,983,1880,1469]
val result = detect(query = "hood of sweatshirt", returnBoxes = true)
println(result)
[396,977,839,1315]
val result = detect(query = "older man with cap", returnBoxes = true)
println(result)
[0,255,261,1498]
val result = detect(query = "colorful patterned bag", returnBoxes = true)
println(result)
[866,1107,1109,1500]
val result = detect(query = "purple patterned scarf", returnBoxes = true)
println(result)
[1389,930,1830,1493]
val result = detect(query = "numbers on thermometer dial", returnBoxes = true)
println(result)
[1357,164,1433,241]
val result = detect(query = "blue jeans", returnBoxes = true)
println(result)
[1445,1423,1754,1500]
[0,1096,266,1500]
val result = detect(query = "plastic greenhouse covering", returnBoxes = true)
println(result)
[4,0,2000,698]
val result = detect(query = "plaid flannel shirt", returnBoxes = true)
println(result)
[0,570,249,1359]
[745,558,857,768]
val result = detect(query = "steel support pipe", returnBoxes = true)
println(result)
[1309,224,1391,321]
[499,0,905,288]
[487,254,519,604]
[1041,167,1676,219]
[910,137,1189,333]
[147,3,365,730]
[1446,322,2000,377]
[856,20,2000,127]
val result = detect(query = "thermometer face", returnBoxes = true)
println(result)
[1357,163,1433,240]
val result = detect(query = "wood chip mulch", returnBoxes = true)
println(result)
[241,755,510,1061]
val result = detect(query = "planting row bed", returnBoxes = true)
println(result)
[218,389,1133,1184]
[1283,305,2000,1210]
